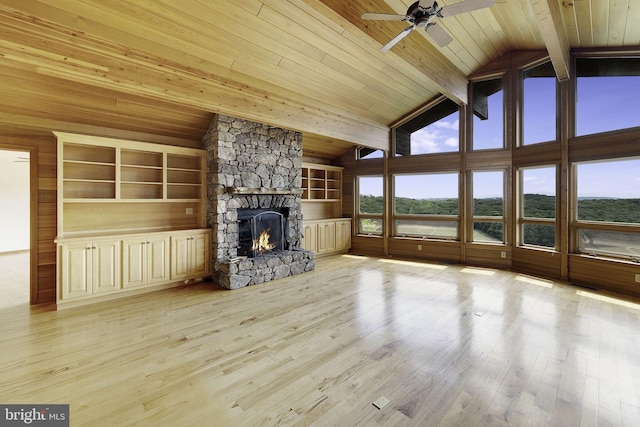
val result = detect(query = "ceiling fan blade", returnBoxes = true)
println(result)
[440,0,495,17]
[426,23,454,47]
[380,25,415,52]
[361,12,406,21]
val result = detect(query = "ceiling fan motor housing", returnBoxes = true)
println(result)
[407,1,442,27]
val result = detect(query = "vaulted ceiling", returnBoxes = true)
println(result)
[0,1,639,159]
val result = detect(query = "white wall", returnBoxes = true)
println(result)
[0,150,30,253]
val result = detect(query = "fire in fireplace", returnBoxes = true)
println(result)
[237,208,289,258]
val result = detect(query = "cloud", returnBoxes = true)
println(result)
[410,119,459,154]
[434,119,459,130]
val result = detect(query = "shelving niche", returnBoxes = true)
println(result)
[56,132,206,237]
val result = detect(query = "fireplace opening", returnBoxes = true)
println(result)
[237,208,289,258]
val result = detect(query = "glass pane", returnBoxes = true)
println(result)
[396,219,457,239]
[358,176,383,214]
[576,159,640,224]
[522,166,556,219]
[523,62,557,145]
[359,218,383,235]
[357,148,384,159]
[578,229,640,258]
[473,222,504,243]
[472,77,504,150]
[395,174,459,215]
[473,171,503,217]
[576,58,640,136]
[523,224,556,248]
[395,99,459,155]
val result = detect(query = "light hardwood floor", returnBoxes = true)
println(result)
[0,251,30,308]
[1,254,639,426]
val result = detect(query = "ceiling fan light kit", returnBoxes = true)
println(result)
[362,0,496,52]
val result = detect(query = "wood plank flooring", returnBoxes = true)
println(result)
[1,254,639,426]
[0,251,30,308]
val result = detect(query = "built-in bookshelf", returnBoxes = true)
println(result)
[55,132,206,237]
[301,162,345,225]
[301,163,342,202]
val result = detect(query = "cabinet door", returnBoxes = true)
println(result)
[301,222,318,252]
[59,240,120,300]
[317,222,336,254]
[170,235,191,280]
[122,239,147,288]
[189,232,210,278]
[92,240,121,295]
[335,220,352,251]
[60,242,92,300]
[147,235,170,285]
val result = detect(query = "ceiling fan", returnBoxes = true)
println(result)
[362,0,495,52]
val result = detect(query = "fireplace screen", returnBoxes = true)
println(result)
[237,208,288,257]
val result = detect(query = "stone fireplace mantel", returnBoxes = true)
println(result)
[227,187,304,196]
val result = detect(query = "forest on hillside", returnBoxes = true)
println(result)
[359,194,640,247]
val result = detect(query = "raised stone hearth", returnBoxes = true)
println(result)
[204,114,315,289]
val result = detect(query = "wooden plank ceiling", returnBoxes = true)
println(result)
[0,0,638,159]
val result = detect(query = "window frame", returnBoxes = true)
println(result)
[392,172,460,240]
[470,74,507,152]
[571,157,640,261]
[392,97,461,157]
[468,169,507,244]
[517,165,558,250]
[355,175,384,236]
[519,60,559,147]
[573,55,640,138]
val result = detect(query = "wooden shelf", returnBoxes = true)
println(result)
[301,163,343,202]
[55,132,206,238]
[301,162,343,220]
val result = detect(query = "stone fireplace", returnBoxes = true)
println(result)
[204,115,315,289]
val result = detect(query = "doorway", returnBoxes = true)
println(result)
[0,149,31,308]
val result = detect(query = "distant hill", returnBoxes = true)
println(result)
[359,194,640,246]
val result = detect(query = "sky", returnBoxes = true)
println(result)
[360,74,640,200]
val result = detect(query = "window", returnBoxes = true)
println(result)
[471,170,505,243]
[522,62,557,145]
[575,158,640,259]
[357,176,383,235]
[519,166,556,248]
[576,58,640,136]
[472,77,504,150]
[394,173,459,239]
[357,147,384,159]
[395,98,459,156]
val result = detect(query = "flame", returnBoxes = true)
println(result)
[252,228,276,254]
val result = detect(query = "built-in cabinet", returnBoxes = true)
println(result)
[301,163,352,256]
[302,218,352,256]
[58,229,210,305]
[55,132,211,308]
